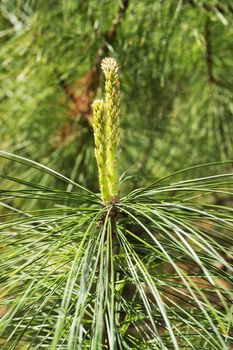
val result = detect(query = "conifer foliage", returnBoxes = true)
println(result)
[0,57,233,349]
[0,1,233,349]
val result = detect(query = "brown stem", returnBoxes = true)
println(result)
[204,19,215,85]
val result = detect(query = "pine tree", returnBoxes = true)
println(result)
[0,1,233,349]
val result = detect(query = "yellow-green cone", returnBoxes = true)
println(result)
[92,57,120,204]
[101,57,120,200]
